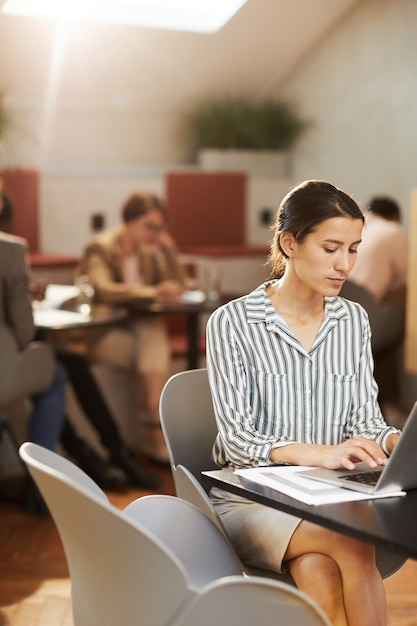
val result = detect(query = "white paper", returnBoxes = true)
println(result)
[234,465,405,506]
[44,284,80,308]
[34,308,90,328]
[179,289,207,304]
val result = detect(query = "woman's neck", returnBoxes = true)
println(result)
[121,227,135,257]
[269,276,324,322]
[267,276,325,352]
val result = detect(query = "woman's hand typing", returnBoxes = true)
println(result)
[270,436,391,470]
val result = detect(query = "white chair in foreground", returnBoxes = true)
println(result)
[19,441,330,626]
[159,368,407,580]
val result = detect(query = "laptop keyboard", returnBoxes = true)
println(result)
[338,470,382,486]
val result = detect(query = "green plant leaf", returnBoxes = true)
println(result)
[184,97,312,158]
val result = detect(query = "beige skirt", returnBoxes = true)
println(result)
[210,485,302,575]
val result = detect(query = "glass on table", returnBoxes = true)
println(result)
[75,275,95,315]
[202,264,221,302]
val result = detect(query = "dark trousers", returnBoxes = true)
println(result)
[58,349,125,455]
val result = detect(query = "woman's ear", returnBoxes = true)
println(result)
[279,232,296,257]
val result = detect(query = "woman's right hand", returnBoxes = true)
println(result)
[155,280,185,301]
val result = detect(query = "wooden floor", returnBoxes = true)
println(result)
[1,462,417,626]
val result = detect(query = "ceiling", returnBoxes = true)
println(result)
[0,0,364,109]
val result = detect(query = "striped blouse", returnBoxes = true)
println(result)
[206,281,400,468]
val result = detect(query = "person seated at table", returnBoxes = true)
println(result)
[29,277,161,491]
[345,195,408,427]
[75,190,186,464]
[0,188,67,512]
[57,348,161,490]
[2,187,159,493]
[206,180,402,625]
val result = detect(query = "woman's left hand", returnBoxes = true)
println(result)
[318,437,388,470]
[270,437,391,470]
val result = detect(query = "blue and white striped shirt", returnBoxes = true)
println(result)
[206,281,400,468]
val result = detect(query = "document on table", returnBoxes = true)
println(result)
[234,465,405,506]
[179,289,207,304]
[44,284,80,308]
[33,308,90,328]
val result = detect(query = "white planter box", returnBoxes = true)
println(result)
[198,148,291,177]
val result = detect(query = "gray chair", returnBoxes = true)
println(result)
[0,325,54,499]
[159,367,295,584]
[19,442,331,626]
[340,280,405,353]
[0,325,55,406]
[159,368,407,580]
[123,494,244,588]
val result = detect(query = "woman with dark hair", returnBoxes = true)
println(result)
[206,180,401,625]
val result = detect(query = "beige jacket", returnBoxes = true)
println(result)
[77,225,185,305]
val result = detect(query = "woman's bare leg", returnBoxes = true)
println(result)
[285,521,386,626]
[289,553,347,625]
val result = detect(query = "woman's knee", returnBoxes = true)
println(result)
[288,553,345,622]
[290,522,378,578]
[332,534,377,572]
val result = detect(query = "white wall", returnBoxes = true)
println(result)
[23,0,417,257]
[0,0,359,170]
[40,172,165,255]
[283,0,417,224]
[40,170,292,255]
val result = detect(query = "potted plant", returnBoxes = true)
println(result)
[183,97,312,176]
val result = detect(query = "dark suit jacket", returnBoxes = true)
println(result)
[0,232,35,350]
[0,232,54,405]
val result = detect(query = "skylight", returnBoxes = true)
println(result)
[0,0,247,33]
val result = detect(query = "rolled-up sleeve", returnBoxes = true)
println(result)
[206,303,293,468]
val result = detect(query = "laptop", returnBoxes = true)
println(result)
[299,402,417,495]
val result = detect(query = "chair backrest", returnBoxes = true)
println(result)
[0,325,54,407]
[159,368,218,482]
[174,464,225,531]
[19,442,192,626]
[159,370,297,584]
[173,576,331,626]
[123,494,243,589]
[159,368,226,532]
